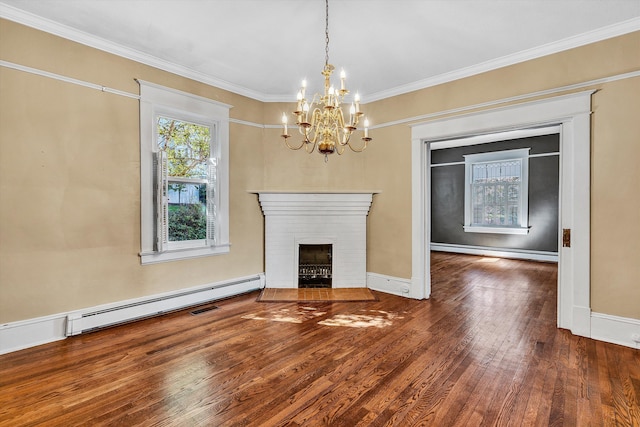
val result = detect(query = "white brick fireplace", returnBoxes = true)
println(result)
[258,192,374,288]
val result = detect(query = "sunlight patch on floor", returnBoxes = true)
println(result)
[241,307,403,328]
[477,257,500,263]
[242,306,326,324]
[319,310,404,329]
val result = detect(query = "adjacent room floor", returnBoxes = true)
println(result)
[1,252,638,426]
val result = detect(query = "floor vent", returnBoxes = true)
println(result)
[190,305,219,315]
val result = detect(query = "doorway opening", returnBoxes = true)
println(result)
[411,91,593,337]
[429,127,560,262]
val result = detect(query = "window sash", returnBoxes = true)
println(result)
[154,150,169,252]
[462,148,530,234]
[206,160,217,246]
[470,159,522,226]
[156,150,217,251]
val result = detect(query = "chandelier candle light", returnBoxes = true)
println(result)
[281,0,372,161]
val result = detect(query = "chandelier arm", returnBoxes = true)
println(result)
[337,108,346,128]
[311,107,322,127]
[341,131,352,146]
[332,125,341,149]
[336,109,350,146]
[305,139,317,154]
[346,138,370,153]
[284,138,307,151]
[306,108,323,145]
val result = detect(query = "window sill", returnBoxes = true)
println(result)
[463,226,530,235]
[140,244,230,265]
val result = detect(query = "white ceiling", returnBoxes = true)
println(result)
[1,0,639,102]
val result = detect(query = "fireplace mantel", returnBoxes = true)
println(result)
[258,192,374,288]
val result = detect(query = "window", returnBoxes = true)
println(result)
[463,148,530,234]
[156,116,213,249]
[138,80,230,264]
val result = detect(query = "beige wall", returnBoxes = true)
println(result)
[0,20,265,322]
[1,19,639,323]
[590,76,640,318]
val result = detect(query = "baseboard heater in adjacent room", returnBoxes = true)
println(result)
[65,274,264,336]
[430,243,558,262]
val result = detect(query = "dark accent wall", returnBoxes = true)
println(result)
[431,134,559,252]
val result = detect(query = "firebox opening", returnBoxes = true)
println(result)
[298,244,332,288]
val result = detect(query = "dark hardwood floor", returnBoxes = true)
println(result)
[1,252,639,426]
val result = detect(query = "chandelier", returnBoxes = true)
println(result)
[280,0,372,161]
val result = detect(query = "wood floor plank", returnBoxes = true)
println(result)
[1,252,639,426]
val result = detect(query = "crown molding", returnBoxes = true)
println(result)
[366,17,640,102]
[0,3,268,101]
[2,3,639,103]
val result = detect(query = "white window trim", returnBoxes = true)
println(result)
[463,148,530,235]
[138,80,231,264]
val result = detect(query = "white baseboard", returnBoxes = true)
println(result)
[591,312,640,349]
[0,273,265,355]
[367,272,412,298]
[0,314,68,355]
[431,243,558,262]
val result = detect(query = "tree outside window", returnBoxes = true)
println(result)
[157,117,211,242]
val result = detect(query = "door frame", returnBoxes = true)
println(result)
[410,90,593,336]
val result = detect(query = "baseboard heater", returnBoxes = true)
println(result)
[430,243,558,262]
[66,274,264,336]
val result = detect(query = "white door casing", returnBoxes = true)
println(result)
[411,90,593,336]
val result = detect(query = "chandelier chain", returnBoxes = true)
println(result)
[325,0,330,66]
